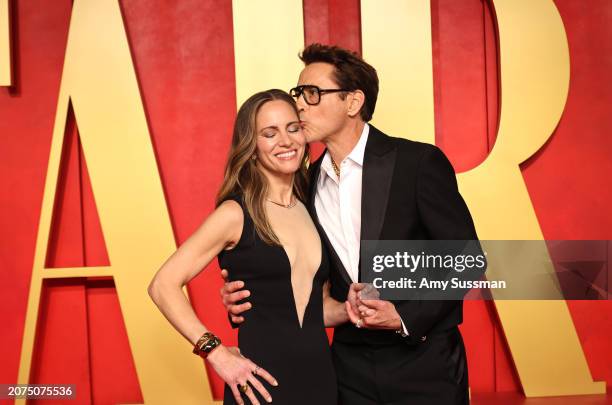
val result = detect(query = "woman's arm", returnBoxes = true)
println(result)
[322,280,349,327]
[147,200,242,345]
[147,200,277,403]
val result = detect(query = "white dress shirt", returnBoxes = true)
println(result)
[314,124,410,337]
[314,124,369,283]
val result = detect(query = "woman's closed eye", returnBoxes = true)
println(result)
[287,124,301,133]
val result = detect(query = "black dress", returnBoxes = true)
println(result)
[217,194,337,405]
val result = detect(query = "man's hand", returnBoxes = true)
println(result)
[220,269,252,324]
[346,284,402,331]
[346,282,367,313]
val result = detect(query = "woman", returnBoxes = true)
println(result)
[148,89,347,405]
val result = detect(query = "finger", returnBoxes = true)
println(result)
[231,315,245,324]
[347,293,359,308]
[361,316,378,328]
[248,374,272,403]
[360,299,385,309]
[345,301,360,324]
[355,283,373,301]
[223,280,246,295]
[229,302,253,315]
[220,269,230,282]
[228,289,251,304]
[348,283,367,295]
[358,306,375,317]
[250,364,278,387]
[242,383,260,405]
[347,291,355,302]
[363,310,389,329]
[352,282,368,291]
[347,301,360,321]
[230,384,244,405]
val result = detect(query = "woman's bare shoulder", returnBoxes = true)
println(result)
[211,199,243,228]
[213,199,244,250]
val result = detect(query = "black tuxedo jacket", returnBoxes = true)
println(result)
[307,124,478,346]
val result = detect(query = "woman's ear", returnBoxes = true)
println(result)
[347,90,366,118]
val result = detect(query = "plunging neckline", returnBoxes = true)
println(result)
[275,233,324,330]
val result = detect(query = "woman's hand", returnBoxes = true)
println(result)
[206,345,278,405]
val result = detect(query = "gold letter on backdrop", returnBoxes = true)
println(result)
[361,0,605,397]
[0,0,10,86]
[362,0,435,144]
[17,0,214,404]
[232,0,304,107]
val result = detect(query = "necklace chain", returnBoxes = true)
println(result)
[267,196,297,209]
[330,156,341,178]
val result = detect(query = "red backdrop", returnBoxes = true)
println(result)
[0,1,610,403]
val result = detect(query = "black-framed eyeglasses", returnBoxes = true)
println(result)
[289,85,352,106]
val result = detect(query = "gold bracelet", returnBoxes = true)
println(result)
[192,332,222,358]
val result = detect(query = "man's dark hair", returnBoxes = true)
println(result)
[299,43,379,122]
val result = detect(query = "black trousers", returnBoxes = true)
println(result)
[331,327,469,405]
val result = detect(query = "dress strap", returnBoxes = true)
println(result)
[219,193,255,250]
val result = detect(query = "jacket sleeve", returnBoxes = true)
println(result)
[394,145,478,344]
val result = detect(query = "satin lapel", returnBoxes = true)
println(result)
[315,220,353,286]
[307,156,322,216]
[360,126,397,243]
[307,151,353,287]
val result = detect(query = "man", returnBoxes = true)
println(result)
[221,43,478,405]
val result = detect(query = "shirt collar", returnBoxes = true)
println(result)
[318,123,370,184]
[319,152,336,184]
[346,123,369,166]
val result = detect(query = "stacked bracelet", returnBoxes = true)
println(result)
[192,332,222,358]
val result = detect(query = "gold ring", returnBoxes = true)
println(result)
[356,319,363,328]
[238,383,249,393]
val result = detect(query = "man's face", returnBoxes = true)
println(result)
[295,62,351,143]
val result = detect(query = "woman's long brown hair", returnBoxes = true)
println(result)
[216,89,310,245]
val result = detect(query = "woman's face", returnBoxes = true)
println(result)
[254,99,306,177]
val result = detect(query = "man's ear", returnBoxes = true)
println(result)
[347,90,366,118]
